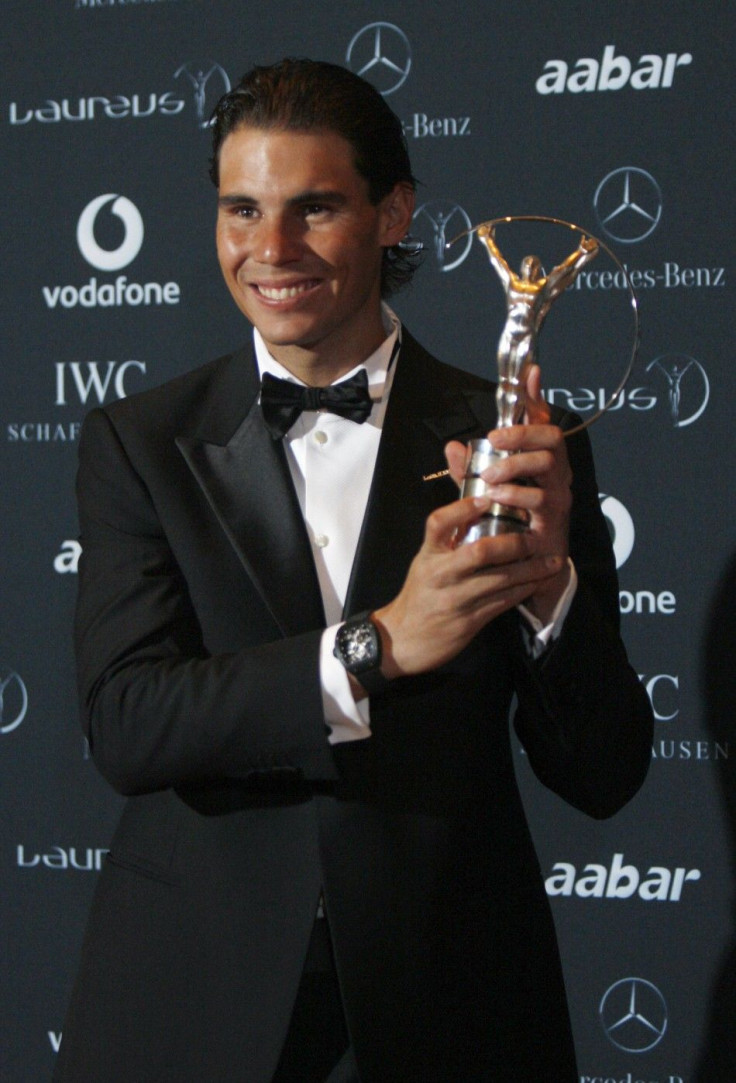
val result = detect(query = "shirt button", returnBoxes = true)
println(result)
[314,534,329,548]
[314,430,328,445]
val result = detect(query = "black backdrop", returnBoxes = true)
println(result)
[2,2,734,1079]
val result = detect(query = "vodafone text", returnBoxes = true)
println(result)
[43,276,180,309]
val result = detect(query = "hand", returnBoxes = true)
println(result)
[371,491,565,679]
[444,365,572,625]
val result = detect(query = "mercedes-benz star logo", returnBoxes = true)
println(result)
[346,22,412,96]
[0,668,28,735]
[76,194,144,272]
[599,977,668,1053]
[174,61,231,127]
[646,354,710,428]
[599,494,635,569]
[412,201,473,272]
[593,167,663,244]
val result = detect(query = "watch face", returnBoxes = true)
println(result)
[344,623,376,668]
[335,617,389,693]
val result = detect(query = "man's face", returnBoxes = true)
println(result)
[216,125,413,381]
[521,255,543,283]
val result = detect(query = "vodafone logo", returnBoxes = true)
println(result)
[0,668,28,734]
[599,494,635,569]
[44,194,179,310]
[76,194,144,271]
[599,494,677,615]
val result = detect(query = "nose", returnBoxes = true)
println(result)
[252,214,302,265]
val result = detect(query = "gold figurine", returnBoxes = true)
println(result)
[476,223,599,429]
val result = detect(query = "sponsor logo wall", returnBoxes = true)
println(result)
[2,2,733,1078]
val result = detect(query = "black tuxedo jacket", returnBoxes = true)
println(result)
[55,330,652,1082]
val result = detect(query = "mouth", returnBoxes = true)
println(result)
[251,279,322,301]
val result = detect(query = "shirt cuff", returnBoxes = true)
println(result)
[319,625,372,744]
[517,558,578,659]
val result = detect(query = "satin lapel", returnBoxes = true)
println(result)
[176,346,324,636]
[343,332,496,617]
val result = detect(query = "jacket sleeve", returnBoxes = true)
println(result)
[74,407,338,797]
[511,418,654,819]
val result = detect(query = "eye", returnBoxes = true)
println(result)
[302,203,331,219]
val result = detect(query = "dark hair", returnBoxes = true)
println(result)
[209,58,421,295]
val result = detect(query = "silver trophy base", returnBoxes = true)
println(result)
[459,438,529,543]
[463,514,527,542]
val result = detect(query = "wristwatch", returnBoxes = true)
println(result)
[333,612,391,695]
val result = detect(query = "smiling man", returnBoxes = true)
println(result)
[215,125,411,382]
[55,59,653,1083]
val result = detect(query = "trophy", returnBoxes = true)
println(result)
[449,216,639,542]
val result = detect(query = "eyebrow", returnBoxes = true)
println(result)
[217,189,349,209]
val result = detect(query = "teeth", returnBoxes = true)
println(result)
[258,282,313,300]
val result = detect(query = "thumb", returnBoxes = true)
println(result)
[524,364,551,424]
[444,440,467,488]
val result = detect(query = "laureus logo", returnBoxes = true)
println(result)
[412,202,473,272]
[77,194,144,272]
[173,61,231,128]
[646,354,710,427]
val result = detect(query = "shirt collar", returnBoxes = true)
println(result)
[253,303,401,401]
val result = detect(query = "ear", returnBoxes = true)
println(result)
[379,183,415,246]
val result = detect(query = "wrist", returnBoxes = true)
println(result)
[368,608,403,681]
[524,559,572,626]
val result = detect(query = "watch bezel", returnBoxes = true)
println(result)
[333,612,391,694]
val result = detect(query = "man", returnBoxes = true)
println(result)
[55,59,653,1082]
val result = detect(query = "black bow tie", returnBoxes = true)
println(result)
[260,369,374,439]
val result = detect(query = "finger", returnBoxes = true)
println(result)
[488,422,564,454]
[481,450,569,491]
[444,440,467,488]
[450,527,537,575]
[524,365,551,425]
[482,482,571,518]
[452,551,565,611]
[461,581,546,628]
[422,495,499,553]
[525,364,541,404]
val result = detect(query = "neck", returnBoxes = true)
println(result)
[262,308,389,386]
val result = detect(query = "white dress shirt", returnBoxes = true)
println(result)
[254,307,576,744]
